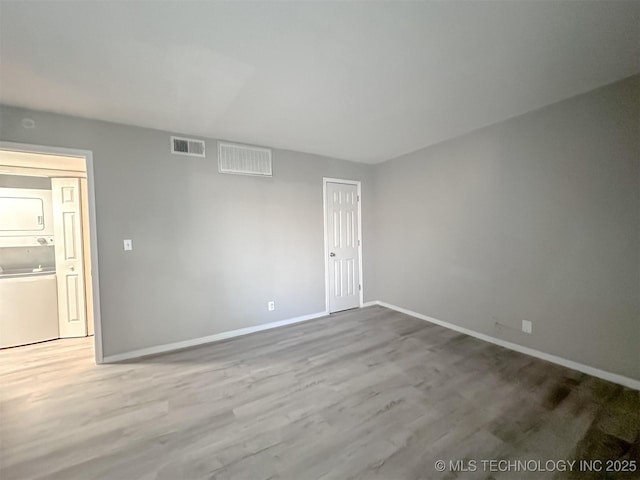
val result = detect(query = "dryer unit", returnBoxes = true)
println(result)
[0,188,55,247]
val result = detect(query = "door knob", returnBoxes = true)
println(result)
[329,252,336,257]
[69,265,75,271]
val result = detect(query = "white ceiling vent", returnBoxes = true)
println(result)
[171,136,206,157]
[218,142,272,177]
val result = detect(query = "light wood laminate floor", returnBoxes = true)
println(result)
[1,306,638,480]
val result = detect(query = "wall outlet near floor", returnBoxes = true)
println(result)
[522,319,532,334]
[268,301,275,311]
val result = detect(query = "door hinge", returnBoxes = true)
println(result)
[358,240,360,246]
[359,284,361,291]
[357,195,360,202]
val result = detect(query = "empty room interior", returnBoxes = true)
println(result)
[0,1,638,479]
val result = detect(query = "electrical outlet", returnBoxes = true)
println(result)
[522,320,532,334]
[123,239,133,251]
[268,301,275,311]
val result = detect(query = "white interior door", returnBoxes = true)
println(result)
[52,177,87,338]
[326,181,361,313]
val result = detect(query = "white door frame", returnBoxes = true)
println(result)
[0,140,104,364]
[323,177,364,313]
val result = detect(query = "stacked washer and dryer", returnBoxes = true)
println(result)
[0,184,59,348]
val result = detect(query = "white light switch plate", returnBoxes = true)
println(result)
[522,319,532,334]
[123,239,133,251]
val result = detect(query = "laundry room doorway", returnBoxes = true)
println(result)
[0,143,102,364]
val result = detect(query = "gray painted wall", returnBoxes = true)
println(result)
[374,75,639,380]
[0,106,376,356]
[0,174,51,189]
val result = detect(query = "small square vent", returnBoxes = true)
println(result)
[218,141,272,177]
[171,136,206,157]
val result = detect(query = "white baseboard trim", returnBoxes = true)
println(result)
[103,311,329,363]
[361,301,378,307]
[372,300,640,391]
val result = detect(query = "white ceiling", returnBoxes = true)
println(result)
[1,1,638,164]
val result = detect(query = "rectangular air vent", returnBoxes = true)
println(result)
[171,136,206,157]
[218,141,272,177]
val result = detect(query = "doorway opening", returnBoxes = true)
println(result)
[323,178,363,313]
[0,143,102,363]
